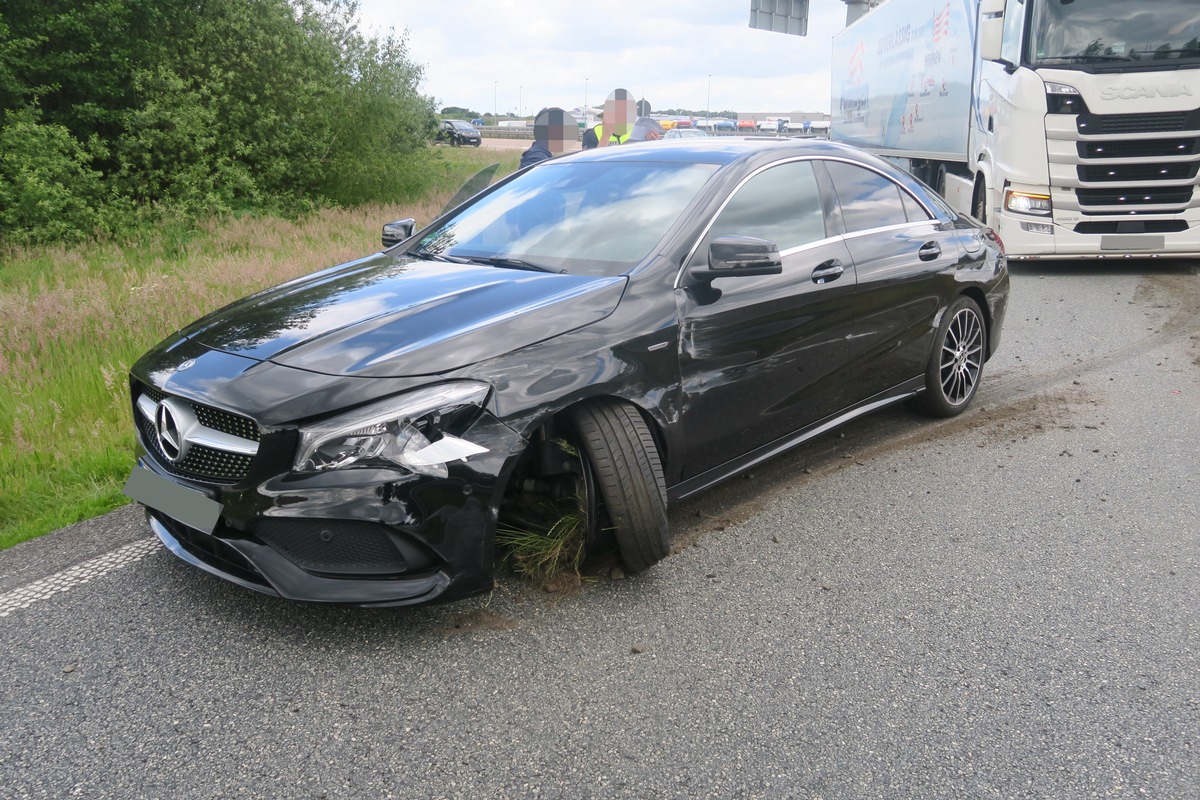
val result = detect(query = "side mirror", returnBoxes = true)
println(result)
[688,235,783,282]
[382,218,416,249]
[979,0,1006,63]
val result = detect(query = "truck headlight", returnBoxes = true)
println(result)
[1005,190,1052,216]
[1046,82,1086,115]
[294,382,491,478]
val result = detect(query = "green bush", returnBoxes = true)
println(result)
[0,106,107,244]
[0,0,439,246]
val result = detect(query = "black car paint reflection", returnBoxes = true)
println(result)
[126,138,1009,605]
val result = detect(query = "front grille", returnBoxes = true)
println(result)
[254,520,411,577]
[139,384,260,444]
[1078,162,1198,183]
[1074,220,1189,234]
[1078,138,1199,159]
[1078,111,1193,135]
[134,382,259,483]
[1061,104,1200,215]
[1076,187,1194,207]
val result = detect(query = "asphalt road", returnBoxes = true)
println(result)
[2,261,1197,799]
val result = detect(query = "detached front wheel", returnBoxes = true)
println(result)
[911,296,986,418]
[568,400,669,573]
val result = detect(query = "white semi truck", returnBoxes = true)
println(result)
[830,0,1200,259]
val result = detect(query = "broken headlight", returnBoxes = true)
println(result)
[294,382,491,478]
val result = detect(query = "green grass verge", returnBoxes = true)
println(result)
[0,145,520,549]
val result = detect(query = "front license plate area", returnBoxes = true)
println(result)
[1101,235,1164,251]
[124,467,222,534]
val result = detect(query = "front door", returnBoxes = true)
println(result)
[677,159,857,480]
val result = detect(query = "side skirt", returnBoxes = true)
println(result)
[667,377,924,504]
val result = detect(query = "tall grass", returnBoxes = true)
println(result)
[0,147,520,548]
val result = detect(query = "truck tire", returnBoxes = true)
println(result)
[972,178,988,224]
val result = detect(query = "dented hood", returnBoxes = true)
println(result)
[180,253,626,378]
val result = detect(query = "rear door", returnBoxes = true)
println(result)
[818,159,964,402]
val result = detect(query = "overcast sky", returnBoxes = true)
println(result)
[356,1,851,118]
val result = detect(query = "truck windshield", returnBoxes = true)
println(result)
[1028,0,1200,67]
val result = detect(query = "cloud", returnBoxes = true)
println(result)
[357,0,847,116]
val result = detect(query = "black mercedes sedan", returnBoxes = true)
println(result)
[124,138,1009,606]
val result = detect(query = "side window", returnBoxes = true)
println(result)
[824,161,910,233]
[1001,0,1024,65]
[702,161,826,253]
[901,190,932,223]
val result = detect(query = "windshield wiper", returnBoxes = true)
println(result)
[411,250,472,264]
[1038,54,1134,63]
[1131,48,1200,56]
[465,256,565,274]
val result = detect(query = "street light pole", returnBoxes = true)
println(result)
[706,74,711,130]
[519,85,523,118]
[584,77,589,126]
[493,80,498,122]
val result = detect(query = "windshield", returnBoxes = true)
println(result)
[450,121,476,131]
[412,160,719,276]
[1029,0,1200,66]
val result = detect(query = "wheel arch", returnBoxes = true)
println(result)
[492,391,673,501]
[958,286,993,362]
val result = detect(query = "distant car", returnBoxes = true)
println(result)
[124,138,1008,607]
[438,119,482,147]
[471,118,486,127]
[663,128,708,139]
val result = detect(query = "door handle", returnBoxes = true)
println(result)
[918,241,942,261]
[811,260,844,284]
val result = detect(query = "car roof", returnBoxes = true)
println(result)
[564,137,879,168]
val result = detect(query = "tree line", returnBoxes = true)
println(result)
[0,0,438,246]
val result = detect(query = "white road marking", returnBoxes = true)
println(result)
[0,538,161,617]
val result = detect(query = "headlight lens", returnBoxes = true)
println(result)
[294,382,491,478]
[1005,190,1052,216]
[1046,81,1086,115]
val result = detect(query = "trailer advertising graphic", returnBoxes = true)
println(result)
[831,0,977,160]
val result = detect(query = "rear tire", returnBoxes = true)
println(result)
[911,295,986,418]
[568,400,669,573]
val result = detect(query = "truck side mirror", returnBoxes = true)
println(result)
[979,0,1006,63]
[382,218,416,249]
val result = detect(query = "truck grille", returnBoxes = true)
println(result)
[1078,162,1198,183]
[1076,187,1195,207]
[1062,107,1200,216]
[1073,220,1188,235]
[1078,111,1194,135]
[1078,138,1198,159]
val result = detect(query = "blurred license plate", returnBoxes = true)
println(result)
[124,467,221,534]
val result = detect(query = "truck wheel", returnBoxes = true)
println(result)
[568,400,669,573]
[910,295,986,418]
[972,179,988,224]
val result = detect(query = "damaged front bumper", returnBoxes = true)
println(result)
[129,410,528,606]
